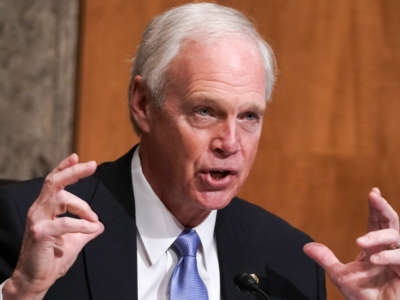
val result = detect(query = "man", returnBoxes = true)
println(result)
[0,3,399,300]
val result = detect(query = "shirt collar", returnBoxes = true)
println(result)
[131,147,217,270]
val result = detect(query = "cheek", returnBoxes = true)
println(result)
[163,132,205,183]
[180,127,212,157]
[241,133,261,166]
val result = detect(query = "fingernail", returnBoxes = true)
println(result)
[356,236,366,244]
[69,153,78,163]
[372,187,381,194]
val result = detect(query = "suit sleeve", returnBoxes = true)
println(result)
[0,182,40,283]
[0,190,24,282]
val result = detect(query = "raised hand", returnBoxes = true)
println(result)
[304,188,400,300]
[3,154,104,300]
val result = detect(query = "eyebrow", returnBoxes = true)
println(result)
[185,95,266,113]
[242,104,266,116]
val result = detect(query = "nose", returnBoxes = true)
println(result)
[211,119,240,158]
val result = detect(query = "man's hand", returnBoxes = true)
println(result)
[3,154,104,300]
[304,187,400,300]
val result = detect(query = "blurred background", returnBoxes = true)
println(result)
[1,1,399,299]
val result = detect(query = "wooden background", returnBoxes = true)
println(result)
[76,1,400,299]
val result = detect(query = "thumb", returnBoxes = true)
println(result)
[303,242,342,276]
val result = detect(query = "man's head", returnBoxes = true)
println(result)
[129,2,276,134]
[129,3,276,227]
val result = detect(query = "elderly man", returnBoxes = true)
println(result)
[1,3,399,300]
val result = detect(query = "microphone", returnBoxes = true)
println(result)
[234,273,271,300]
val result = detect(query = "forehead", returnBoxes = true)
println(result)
[164,36,266,102]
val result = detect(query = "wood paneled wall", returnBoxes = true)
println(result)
[76,1,400,299]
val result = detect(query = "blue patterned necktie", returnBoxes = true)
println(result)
[169,229,209,300]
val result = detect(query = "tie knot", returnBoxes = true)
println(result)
[173,229,200,257]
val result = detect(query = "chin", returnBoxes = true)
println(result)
[195,190,237,211]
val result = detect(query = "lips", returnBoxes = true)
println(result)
[198,168,238,190]
[210,170,230,179]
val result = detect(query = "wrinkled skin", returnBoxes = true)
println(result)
[3,154,104,300]
[130,37,267,227]
[4,34,400,300]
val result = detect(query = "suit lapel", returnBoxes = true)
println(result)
[216,200,255,300]
[80,149,276,300]
[84,149,138,300]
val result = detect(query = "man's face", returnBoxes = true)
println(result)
[139,36,267,226]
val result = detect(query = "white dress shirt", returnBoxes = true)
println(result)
[132,148,221,300]
[0,148,221,300]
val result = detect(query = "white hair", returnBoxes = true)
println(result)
[129,2,276,133]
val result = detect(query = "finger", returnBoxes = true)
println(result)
[35,190,99,221]
[52,153,79,174]
[357,228,399,249]
[51,161,97,189]
[370,248,400,265]
[368,187,399,232]
[62,221,105,254]
[41,161,97,195]
[303,242,342,275]
[54,190,99,222]
[76,221,105,244]
[32,218,103,239]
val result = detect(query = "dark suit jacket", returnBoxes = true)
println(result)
[0,148,326,300]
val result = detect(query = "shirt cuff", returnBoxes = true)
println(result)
[0,279,8,300]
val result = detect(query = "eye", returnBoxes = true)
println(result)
[195,107,211,117]
[188,106,218,128]
[240,111,259,121]
[245,112,256,120]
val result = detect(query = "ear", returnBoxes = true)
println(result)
[129,75,152,134]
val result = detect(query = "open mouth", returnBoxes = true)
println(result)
[209,170,231,179]
[198,168,238,188]
[198,168,238,189]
